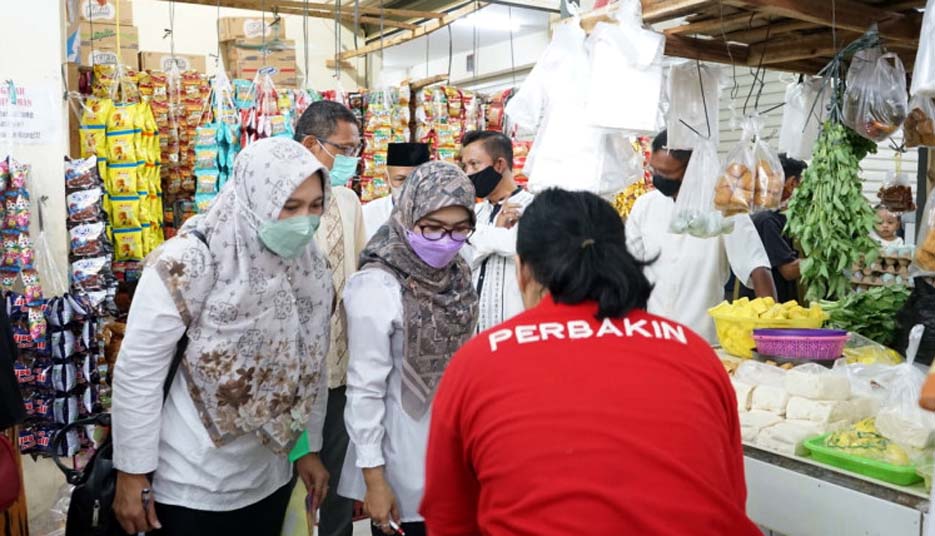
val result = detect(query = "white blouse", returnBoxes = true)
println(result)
[362,195,393,242]
[112,269,328,511]
[338,268,430,523]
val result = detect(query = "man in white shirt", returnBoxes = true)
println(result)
[295,101,368,536]
[626,130,776,343]
[460,130,535,333]
[362,143,431,241]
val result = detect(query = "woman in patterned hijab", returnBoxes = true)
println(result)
[338,161,478,536]
[112,138,334,535]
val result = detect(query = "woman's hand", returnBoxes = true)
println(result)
[113,471,160,534]
[296,452,330,512]
[363,467,400,535]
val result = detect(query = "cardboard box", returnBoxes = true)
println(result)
[222,39,296,63]
[75,22,139,66]
[218,17,287,42]
[77,0,133,25]
[139,52,207,73]
[65,62,82,158]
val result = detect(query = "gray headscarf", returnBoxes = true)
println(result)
[359,161,478,418]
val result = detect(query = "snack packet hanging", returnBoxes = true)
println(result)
[904,95,935,148]
[65,156,101,191]
[107,162,140,195]
[70,222,108,257]
[669,139,734,238]
[113,228,144,261]
[110,195,142,229]
[66,188,104,224]
[716,116,784,216]
[79,126,107,159]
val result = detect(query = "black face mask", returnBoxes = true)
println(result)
[652,174,682,198]
[468,166,503,199]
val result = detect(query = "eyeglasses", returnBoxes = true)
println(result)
[319,139,363,157]
[416,224,475,243]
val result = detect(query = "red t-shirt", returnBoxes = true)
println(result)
[420,297,759,536]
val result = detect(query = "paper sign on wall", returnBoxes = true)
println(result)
[0,83,62,146]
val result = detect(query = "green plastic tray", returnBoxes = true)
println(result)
[803,434,922,486]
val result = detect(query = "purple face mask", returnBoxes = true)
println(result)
[405,230,465,269]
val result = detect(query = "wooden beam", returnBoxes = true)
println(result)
[723,20,816,44]
[665,11,767,36]
[664,34,750,64]
[641,0,716,24]
[162,0,422,28]
[325,59,359,70]
[746,34,838,65]
[410,74,449,91]
[724,0,921,43]
[161,0,445,20]
[339,2,484,60]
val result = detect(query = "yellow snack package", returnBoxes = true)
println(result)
[107,103,138,131]
[108,163,139,196]
[113,227,144,261]
[81,98,114,127]
[110,195,142,229]
[107,129,138,163]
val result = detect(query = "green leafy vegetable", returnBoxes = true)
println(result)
[787,122,879,301]
[819,285,911,347]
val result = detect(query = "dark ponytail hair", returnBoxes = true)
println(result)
[516,189,653,319]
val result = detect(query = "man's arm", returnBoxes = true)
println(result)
[749,267,778,300]
[778,259,801,281]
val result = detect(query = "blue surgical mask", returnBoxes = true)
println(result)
[319,141,359,187]
[258,215,321,259]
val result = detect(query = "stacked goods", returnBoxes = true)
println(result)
[138,52,207,74]
[414,86,484,163]
[360,87,411,202]
[74,22,140,67]
[732,361,875,456]
[222,40,298,88]
[486,89,513,132]
[850,248,915,289]
[512,141,531,187]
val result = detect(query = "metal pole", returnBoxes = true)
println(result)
[917,147,929,242]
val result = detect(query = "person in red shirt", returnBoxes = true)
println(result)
[420,188,760,536]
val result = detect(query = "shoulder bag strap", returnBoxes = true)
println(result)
[164,229,208,402]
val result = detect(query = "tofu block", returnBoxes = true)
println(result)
[732,380,755,412]
[786,397,854,424]
[848,396,879,420]
[876,409,935,448]
[784,369,851,400]
[751,385,789,415]
[740,410,783,430]
[741,426,761,442]
[755,420,845,456]
[784,419,849,436]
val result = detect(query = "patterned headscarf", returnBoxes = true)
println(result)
[360,161,478,418]
[145,138,333,455]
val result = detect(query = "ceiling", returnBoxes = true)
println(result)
[379,4,551,68]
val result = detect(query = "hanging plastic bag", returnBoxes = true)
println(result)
[877,170,916,214]
[905,95,935,148]
[666,61,722,151]
[669,139,733,238]
[715,115,784,217]
[875,325,935,449]
[597,133,644,198]
[911,0,935,98]
[584,0,665,134]
[778,76,829,160]
[843,47,908,142]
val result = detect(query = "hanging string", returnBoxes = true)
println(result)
[718,0,739,100]
[380,0,385,73]
[304,0,310,88]
[447,26,453,81]
[334,0,341,81]
[508,7,517,87]
[215,0,221,69]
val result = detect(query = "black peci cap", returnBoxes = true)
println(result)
[386,143,431,167]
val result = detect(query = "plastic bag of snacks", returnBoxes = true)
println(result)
[913,187,935,275]
[778,76,829,160]
[669,139,734,238]
[904,94,935,148]
[666,61,722,151]
[910,0,935,97]
[877,171,916,213]
[843,48,908,142]
[715,116,784,217]
[875,325,935,449]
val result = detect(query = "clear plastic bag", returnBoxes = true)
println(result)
[911,0,935,97]
[666,61,722,151]
[715,115,784,217]
[904,94,935,148]
[597,133,645,197]
[735,359,787,388]
[841,332,904,365]
[875,325,935,448]
[913,187,935,275]
[843,48,908,142]
[778,76,829,160]
[585,1,665,134]
[877,170,916,213]
[669,139,734,238]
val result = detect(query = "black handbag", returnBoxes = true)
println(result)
[52,231,206,536]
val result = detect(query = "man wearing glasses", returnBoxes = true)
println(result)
[292,100,368,536]
[460,130,535,333]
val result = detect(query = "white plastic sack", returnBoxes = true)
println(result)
[596,133,645,196]
[669,139,734,238]
[911,0,935,97]
[584,6,665,134]
[874,325,935,448]
[666,61,722,150]
[735,360,787,388]
[778,77,829,160]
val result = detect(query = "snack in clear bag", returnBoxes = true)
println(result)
[843,48,908,142]
[877,171,915,213]
[716,116,784,216]
[904,94,935,148]
[669,139,734,238]
[841,332,904,365]
[666,61,722,151]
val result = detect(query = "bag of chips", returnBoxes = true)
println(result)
[110,195,142,229]
[113,228,144,261]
